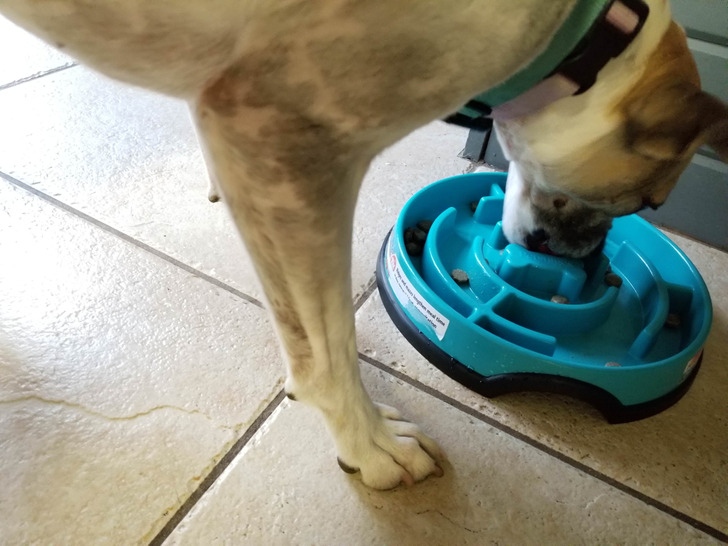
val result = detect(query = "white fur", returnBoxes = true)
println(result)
[502,163,538,246]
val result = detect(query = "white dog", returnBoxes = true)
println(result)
[2,0,726,489]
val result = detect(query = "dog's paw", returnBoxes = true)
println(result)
[335,403,444,490]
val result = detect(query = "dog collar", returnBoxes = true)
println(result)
[447,0,649,126]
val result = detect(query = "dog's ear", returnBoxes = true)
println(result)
[692,90,728,162]
[706,106,728,163]
[625,84,728,162]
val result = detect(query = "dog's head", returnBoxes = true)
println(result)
[497,22,728,258]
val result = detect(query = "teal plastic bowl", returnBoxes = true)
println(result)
[376,172,712,422]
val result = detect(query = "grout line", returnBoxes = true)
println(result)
[358,352,728,543]
[0,62,78,92]
[0,171,265,309]
[149,389,287,546]
[354,276,378,313]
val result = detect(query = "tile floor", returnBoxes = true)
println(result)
[0,17,726,545]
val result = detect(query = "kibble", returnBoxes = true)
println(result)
[417,220,433,233]
[550,295,570,304]
[451,269,469,285]
[665,313,681,328]
[412,228,427,244]
[405,242,423,256]
[470,201,479,213]
[404,227,416,244]
[605,361,622,367]
[604,272,623,288]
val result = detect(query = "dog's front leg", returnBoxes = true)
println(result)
[193,91,443,490]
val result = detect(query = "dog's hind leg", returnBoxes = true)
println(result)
[193,89,443,491]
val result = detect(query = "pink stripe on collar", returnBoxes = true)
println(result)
[606,1,640,34]
[490,74,579,121]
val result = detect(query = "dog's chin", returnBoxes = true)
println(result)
[501,166,608,260]
[521,241,602,260]
[540,238,606,260]
[502,223,606,260]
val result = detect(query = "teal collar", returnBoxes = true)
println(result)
[450,0,649,124]
[479,0,611,108]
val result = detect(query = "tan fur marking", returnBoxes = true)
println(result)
[615,22,699,115]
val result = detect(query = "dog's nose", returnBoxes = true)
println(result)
[525,229,550,252]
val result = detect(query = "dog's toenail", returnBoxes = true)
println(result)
[433,465,445,478]
[401,472,415,487]
[208,194,220,203]
[337,458,359,474]
[285,391,297,401]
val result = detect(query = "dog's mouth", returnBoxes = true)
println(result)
[534,244,557,256]
[524,229,557,255]
[522,228,609,262]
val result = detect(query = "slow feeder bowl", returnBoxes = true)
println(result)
[376,172,712,423]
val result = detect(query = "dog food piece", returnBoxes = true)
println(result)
[417,220,434,233]
[665,313,681,328]
[470,200,479,213]
[604,272,623,288]
[605,361,622,367]
[550,294,570,304]
[412,227,428,244]
[451,269,469,285]
[404,227,416,244]
[405,242,423,256]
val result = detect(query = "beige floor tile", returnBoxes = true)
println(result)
[357,231,728,533]
[1,400,231,545]
[166,364,719,545]
[0,66,256,295]
[0,17,73,88]
[0,66,469,303]
[0,181,285,543]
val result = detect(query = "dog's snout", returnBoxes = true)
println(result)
[525,229,550,252]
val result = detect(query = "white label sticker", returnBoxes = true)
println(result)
[387,240,449,341]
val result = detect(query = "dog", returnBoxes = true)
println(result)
[2,0,726,490]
